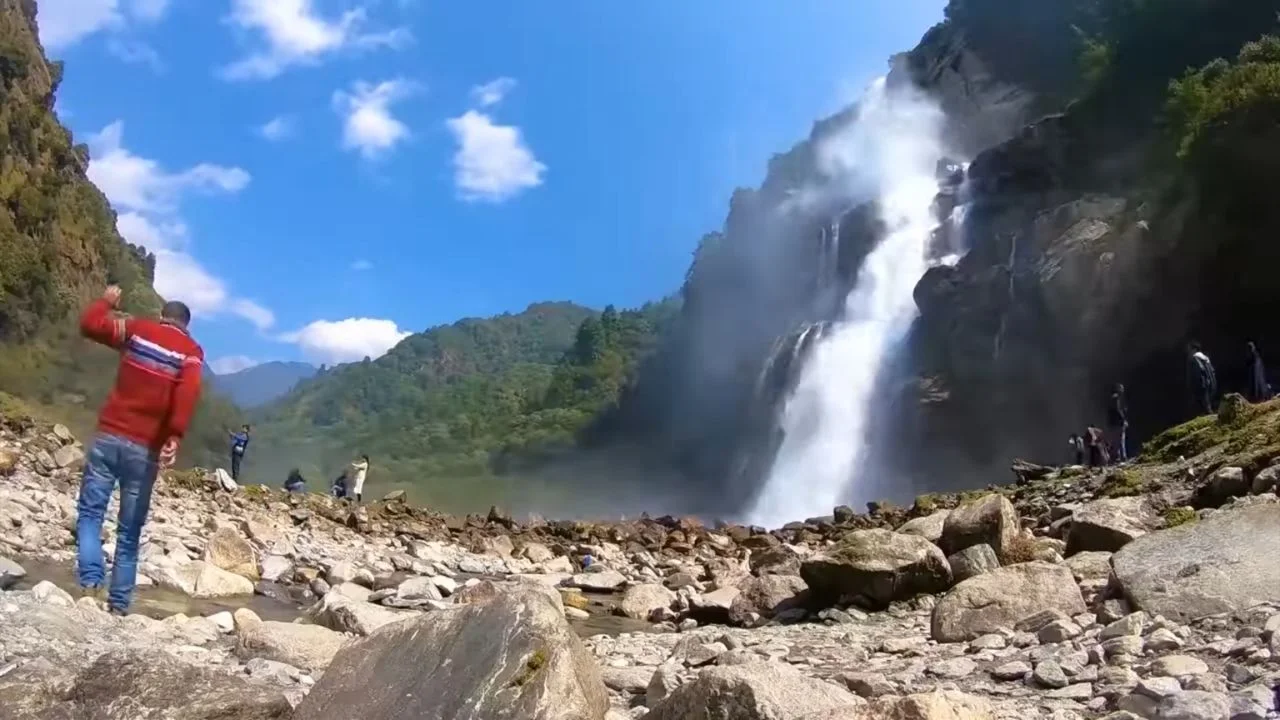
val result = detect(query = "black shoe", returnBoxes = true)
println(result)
[108,606,128,617]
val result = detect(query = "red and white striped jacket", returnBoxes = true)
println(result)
[79,299,205,451]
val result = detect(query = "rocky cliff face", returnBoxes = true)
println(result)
[888,0,1280,488]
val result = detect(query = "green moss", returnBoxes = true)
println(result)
[912,494,939,514]
[242,484,270,500]
[1162,507,1198,528]
[1100,469,1146,498]
[163,468,207,492]
[511,648,548,687]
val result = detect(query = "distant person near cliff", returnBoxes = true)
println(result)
[227,424,250,481]
[1067,433,1085,466]
[1187,342,1218,416]
[284,468,306,493]
[76,285,204,615]
[1085,426,1109,468]
[350,455,370,503]
[1246,341,1272,403]
[1107,383,1129,463]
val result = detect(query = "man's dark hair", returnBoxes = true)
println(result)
[161,301,192,326]
[1188,341,1201,353]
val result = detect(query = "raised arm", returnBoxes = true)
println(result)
[79,286,129,349]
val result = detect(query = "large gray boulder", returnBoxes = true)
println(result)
[296,590,609,720]
[644,662,858,720]
[801,529,951,610]
[235,616,348,671]
[1065,496,1154,555]
[153,560,255,598]
[203,527,259,580]
[939,494,1020,560]
[616,584,676,620]
[897,510,951,544]
[729,574,808,624]
[1112,503,1280,621]
[0,649,291,719]
[931,561,1086,642]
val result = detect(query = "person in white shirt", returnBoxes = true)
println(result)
[350,455,370,503]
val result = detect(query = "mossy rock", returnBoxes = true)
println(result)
[1162,507,1198,528]
[1100,469,1146,498]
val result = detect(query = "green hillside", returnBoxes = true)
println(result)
[251,300,677,509]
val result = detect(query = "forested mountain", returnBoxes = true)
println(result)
[250,300,677,508]
[0,0,239,468]
[212,361,316,409]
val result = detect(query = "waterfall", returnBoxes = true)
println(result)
[745,78,947,528]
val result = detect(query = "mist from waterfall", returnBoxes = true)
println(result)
[745,77,946,528]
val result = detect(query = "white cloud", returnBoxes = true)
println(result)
[221,0,411,81]
[37,0,171,50]
[91,125,269,331]
[471,77,516,108]
[258,116,295,141]
[333,79,413,159]
[351,259,373,271]
[87,122,250,213]
[37,0,122,50]
[280,318,409,364]
[446,110,545,202]
[106,39,164,72]
[210,355,260,375]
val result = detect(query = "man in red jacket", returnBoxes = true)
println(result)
[77,284,204,614]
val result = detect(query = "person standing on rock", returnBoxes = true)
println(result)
[1187,342,1218,416]
[76,285,204,615]
[1107,383,1129,463]
[1245,341,1271,403]
[1067,433,1085,466]
[349,454,369,503]
[1085,426,1109,468]
[227,424,250,481]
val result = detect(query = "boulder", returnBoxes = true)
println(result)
[307,591,410,636]
[0,649,290,719]
[396,576,444,602]
[0,555,26,590]
[1201,466,1248,505]
[898,510,951,544]
[236,618,348,671]
[931,561,1086,642]
[801,529,951,610]
[615,583,676,620]
[295,590,608,720]
[939,494,1019,560]
[1065,497,1153,555]
[203,528,258,580]
[749,546,804,576]
[644,662,858,720]
[154,561,255,598]
[570,569,627,592]
[52,445,83,469]
[947,544,999,583]
[1063,551,1113,581]
[259,555,292,582]
[729,574,807,624]
[1112,503,1280,621]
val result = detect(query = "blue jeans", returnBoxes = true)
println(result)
[76,434,159,612]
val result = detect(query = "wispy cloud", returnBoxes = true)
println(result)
[351,259,373,271]
[106,38,164,72]
[470,77,516,108]
[37,0,172,51]
[258,115,296,141]
[220,0,411,81]
[87,122,271,330]
[210,355,260,375]
[333,78,415,159]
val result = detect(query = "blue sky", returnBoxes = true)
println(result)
[40,0,947,374]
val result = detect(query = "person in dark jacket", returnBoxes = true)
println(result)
[1107,383,1129,463]
[1187,342,1218,416]
[284,469,306,493]
[1246,341,1271,403]
[1085,426,1109,468]
[227,424,250,481]
[1067,433,1085,466]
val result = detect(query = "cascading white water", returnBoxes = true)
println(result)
[745,78,946,528]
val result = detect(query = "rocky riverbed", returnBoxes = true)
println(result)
[6,399,1280,718]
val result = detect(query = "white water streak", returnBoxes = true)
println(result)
[746,78,945,528]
